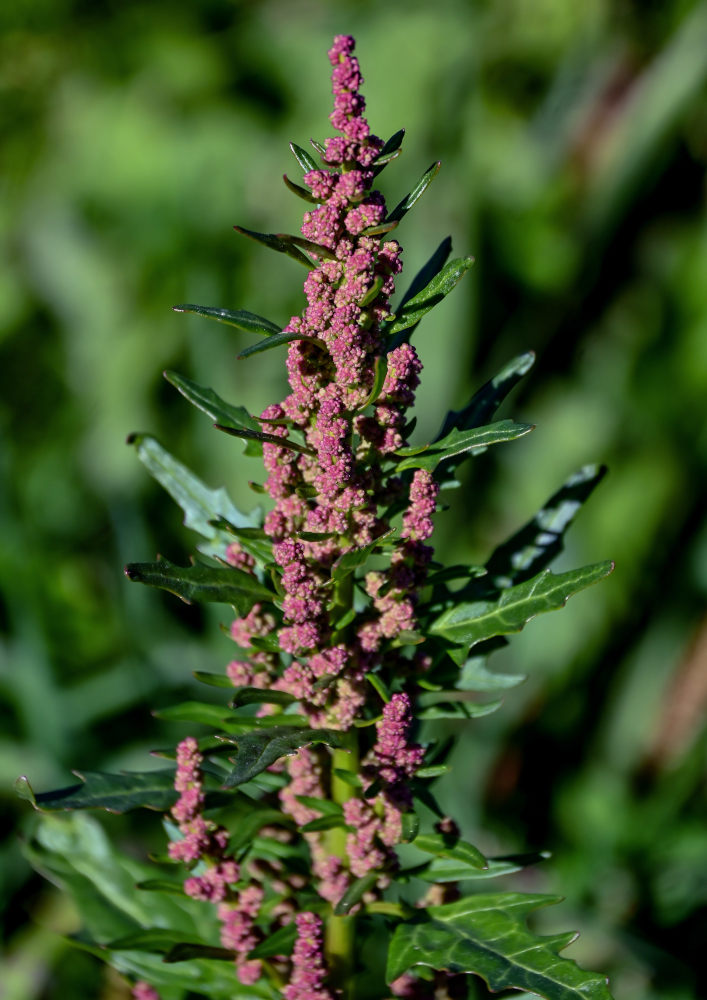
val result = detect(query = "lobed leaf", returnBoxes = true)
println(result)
[430,563,614,651]
[125,558,273,613]
[16,770,179,813]
[387,161,441,223]
[129,434,257,559]
[395,236,453,317]
[387,892,614,999]
[486,464,608,587]
[438,351,536,438]
[221,727,348,787]
[395,420,533,473]
[383,256,474,340]
[164,370,261,434]
[172,303,281,337]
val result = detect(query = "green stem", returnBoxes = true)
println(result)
[324,740,359,996]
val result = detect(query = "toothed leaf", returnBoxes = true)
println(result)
[430,563,614,650]
[124,558,273,612]
[386,892,614,999]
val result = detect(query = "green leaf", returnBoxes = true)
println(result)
[221,727,348,787]
[357,353,388,409]
[289,141,318,172]
[237,329,324,361]
[331,529,394,582]
[21,816,255,998]
[164,943,235,962]
[172,303,281,337]
[384,256,474,340]
[486,465,608,587]
[193,671,235,689]
[249,921,297,959]
[457,655,525,692]
[387,892,614,999]
[124,559,272,612]
[164,370,261,434]
[129,434,256,559]
[372,129,405,174]
[230,687,296,708]
[310,138,326,155]
[438,351,536,438]
[107,928,213,954]
[411,833,486,868]
[283,173,318,202]
[300,814,347,833]
[16,770,178,813]
[415,855,543,883]
[136,879,187,895]
[416,698,503,720]
[215,420,314,456]
[387,161,441,223]
[334,871,380,915]
[396,236,452,316]
[294,795,343,817]
[395,420,533,473]
[430,563,614,650]
[233,225,315,269]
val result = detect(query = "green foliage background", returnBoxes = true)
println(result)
[2,1,706,998]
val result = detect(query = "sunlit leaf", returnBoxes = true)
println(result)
[486,465,608,587]
[438,352,536,438]
[16,770,179,813]
[430,563,614,650]
[289,141,318,172]
[164,370,261,434]
[387,892,614,999]
[221,727,348,786]
[129,434,257,559]
[172,303,281,337]
[384,256,474,339]
[237,329,324,360]
[125,559,273,612]
[395,420,533,473]
[233,225,315,268]
[387,161,441,223]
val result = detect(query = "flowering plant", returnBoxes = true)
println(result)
[19,35,615,1000]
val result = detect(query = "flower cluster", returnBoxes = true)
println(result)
[169,737,263,985]
[166,34,440,999]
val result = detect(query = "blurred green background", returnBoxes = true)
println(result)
[2,1,706,998]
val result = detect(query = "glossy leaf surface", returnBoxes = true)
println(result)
[124,558,272,612]
[387,893,614,999]
[395,420,533,472]
[438,351,536,437]
[289,141,318,172]
[430,563,614,649]
[387,160,441,223]
[384,256,474,339]
[16,770,179,813]
[486,464,608,587]
[233,225,315,268]
[221,727,348,786]
[164,370,261,433]
[129,434,257,558]
[172,303,281,336]
[237,329,323,360]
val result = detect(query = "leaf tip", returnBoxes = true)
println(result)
[15,775,37,808]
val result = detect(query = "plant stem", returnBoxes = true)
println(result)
[324,741,359,996]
